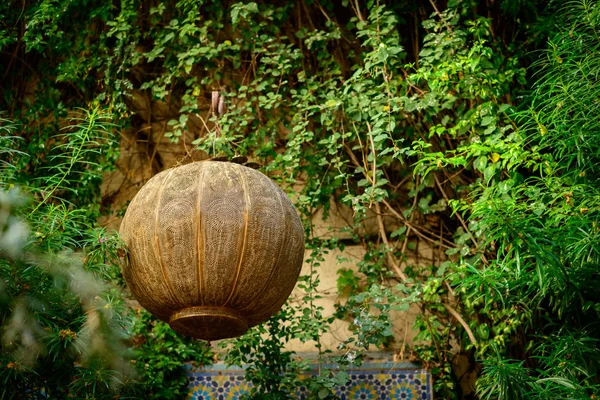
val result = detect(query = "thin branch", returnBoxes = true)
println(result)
[443,303,477,347]
[351,0,365,22]
[380,198,454,249]
[149,120,168,171]
[433,174,489,264]
[428,0,453,33]
[375,202,408,282]
[314,0,332,23]
[344,143,454,249]
[367,122,377,206]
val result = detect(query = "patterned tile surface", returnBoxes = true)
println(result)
[187,361,431,399]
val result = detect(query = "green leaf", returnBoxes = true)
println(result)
[373,133,388,142]
[419,48,433,57]
[481,116,495,126]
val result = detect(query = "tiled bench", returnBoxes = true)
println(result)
[187,361,432,399]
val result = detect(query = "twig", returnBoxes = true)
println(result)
[381,199,455,248]
[182,130,192,159]
[433,174,489,264]
[301,0,317,30]
[438,218,443,267]
[401,226,412,254]
[367,122,377,205]
[428,0,453,33]
[375,202,408,282]
[349,122,368,176]
[443,303,477,347]
[149,120,167,171]
[351,0,365,22]
[441,168,465,185]
[195,113,213,136]
[314,0,332,23]
[343,141,455,250]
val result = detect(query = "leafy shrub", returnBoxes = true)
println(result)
[0,109,212,398]
[0,110,135,398]
[128,310,213,399]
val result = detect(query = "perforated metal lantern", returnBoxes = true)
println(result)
[119,161,304,341]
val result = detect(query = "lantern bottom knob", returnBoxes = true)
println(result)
[168,306,249,341]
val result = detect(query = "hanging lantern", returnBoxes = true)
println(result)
[119,161,304,341]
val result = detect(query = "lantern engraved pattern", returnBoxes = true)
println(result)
[119,161,304,341]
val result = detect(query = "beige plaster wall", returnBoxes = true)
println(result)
[284,245,423,354]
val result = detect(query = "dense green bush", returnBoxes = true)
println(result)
[0,109,212,398]
[468,3,600,397]
[0,110,135,398]
[2,0,599,399]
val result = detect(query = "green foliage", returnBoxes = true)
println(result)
[0,108,212,397]
[0,111,135,398]
[223,305,311,399]
[3,0,597,399]
[461,1,600,397]
[222,239,337,399]
[128,310,213,399]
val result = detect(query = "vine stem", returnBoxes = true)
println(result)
[428,0,453,33]
[375,202,408,282]
[342,143,455,249]
[381,199,455,248]
[443,303,477,347]
[433,174,489,265]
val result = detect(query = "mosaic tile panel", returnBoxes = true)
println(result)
[187,361,432,399]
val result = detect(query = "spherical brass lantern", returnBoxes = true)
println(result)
[119,161,304,341]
